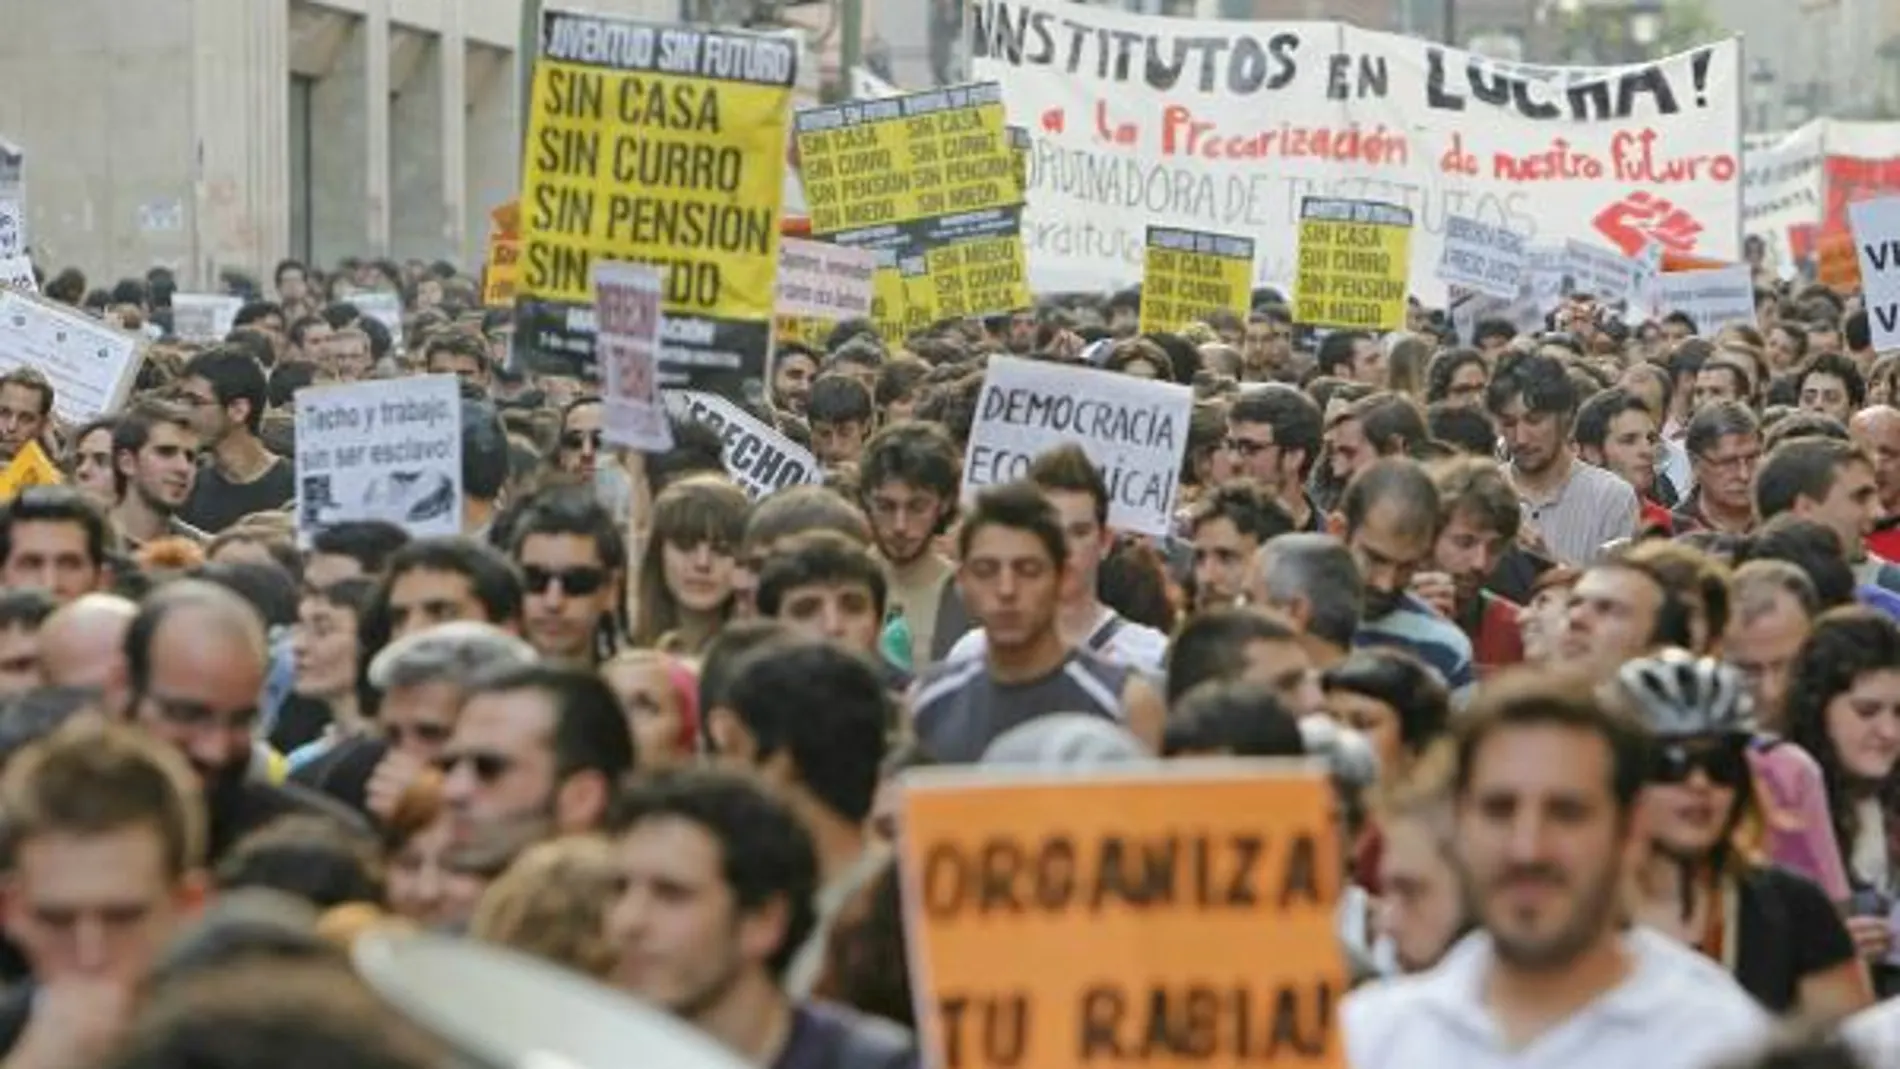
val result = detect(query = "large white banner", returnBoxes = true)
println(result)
[971,0,1742,302]
[1741,121,1823,274]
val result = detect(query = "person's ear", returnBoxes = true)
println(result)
[707,707,757,765]
[555,769,610,831]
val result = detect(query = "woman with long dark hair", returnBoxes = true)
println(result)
[1786,608,1900,996]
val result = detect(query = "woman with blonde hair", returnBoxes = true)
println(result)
[470,836,622,978]
[630,475,747,655]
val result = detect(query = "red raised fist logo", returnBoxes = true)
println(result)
[1593,192,1705,256]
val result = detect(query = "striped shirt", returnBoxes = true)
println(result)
[1354,593,1477,704]
[1512,457,1640,567]
[910,650,1131,764]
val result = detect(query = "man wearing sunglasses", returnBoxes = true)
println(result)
[438,663,636,848]
[509,492,624,668]
[1615,653,1868,1018]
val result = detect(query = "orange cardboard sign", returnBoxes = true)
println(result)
[1819,232,1862,293]
[897,764,1347,1069]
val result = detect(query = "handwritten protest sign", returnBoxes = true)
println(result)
[897,762,1347,1069]
[972,0,1741,302]
[1438,216,1526,300]
[1292,198,1412,332]
[0,442,61,502]
[0,289,138,424]
[775,238,877,321]
[0,256,34,295]
[662,389,822,499]
[593,261,673,452]
[295,375,463,543]
[1561,239,1635,303]
[518,9,795,400]
[963,355,1191,536]
[170,293,244,343]
[1138,226,1254,335]
[1656,265,1755,336]
[797,83,1030,343]
[1851,197,1900,351]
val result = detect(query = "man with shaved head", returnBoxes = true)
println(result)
[1852,405,1900,562]
[124,580,355,860]
[36,592,137,705]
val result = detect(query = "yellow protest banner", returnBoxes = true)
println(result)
[1292,197,1413,332]
[518,9,796,400]
[0,441,63,501]
[1139,227,1256,336]
[796,82,1028,344]
[898,764,1347,1069]
[483,230,521,308]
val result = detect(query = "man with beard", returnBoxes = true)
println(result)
[1487,349,1638,566]
[861,423,970,670]
[1334,459,1475,703]
[107,400,205,551]
[437,662,635,848]
[1414,458,1524,674]
[1344,671,1769,1067]
[124,581,357,862]
[605,770,913,1069]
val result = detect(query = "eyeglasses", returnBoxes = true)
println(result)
[522,565,608,597]
[561,430,603,451]
[1223,437,1277,458]
[431,749,515,783]
[1650,738,1751,789]
[1694,450,1761,473]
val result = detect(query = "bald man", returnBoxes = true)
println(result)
[125,580,359,860]
[1853,405,1900,562]
[36,592,137,705]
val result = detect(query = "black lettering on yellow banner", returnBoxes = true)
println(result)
[796,83,1028,345]
[1138,226,1256,336]
[1292,197,1414,332]
[517,9,795,401]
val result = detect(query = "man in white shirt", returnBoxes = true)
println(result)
[1345,670,1767,1069]
[942,444,1167,675]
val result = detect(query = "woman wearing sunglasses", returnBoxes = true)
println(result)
[1788,608,1900,999]
[1621,652,1869,1018]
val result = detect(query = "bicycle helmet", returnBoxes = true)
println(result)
[1615,650,1755,739]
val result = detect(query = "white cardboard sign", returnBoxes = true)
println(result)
[963,355,1192,537]
[295,374,464,541]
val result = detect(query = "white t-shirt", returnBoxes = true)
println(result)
[1345,927,1769,1069]
[942,608,1168,676]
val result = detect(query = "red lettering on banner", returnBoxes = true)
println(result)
[1609,130,1737,184]
[1156,104,1408,166]
[1491,137,1603,181]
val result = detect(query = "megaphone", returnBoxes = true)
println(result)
[353,930,753,1069]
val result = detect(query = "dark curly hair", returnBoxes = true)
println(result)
[1784,606,1900,878]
